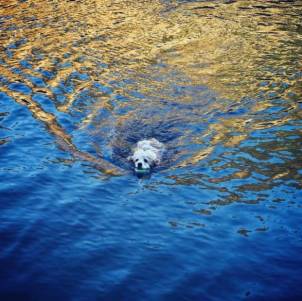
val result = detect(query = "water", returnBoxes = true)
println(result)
[0,0,302,300]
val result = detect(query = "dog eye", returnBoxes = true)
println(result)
[144,159,148,163]
[135,159,139,162]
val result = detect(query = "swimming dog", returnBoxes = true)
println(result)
[128,138,164,173]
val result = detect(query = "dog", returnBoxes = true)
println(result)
[128,138,164,173]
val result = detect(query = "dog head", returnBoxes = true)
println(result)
[128,148,158,171]
[128,139,164,174]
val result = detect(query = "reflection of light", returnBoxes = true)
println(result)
[1,0,301,173]
[176,146,215,168]
[2,0,301,100]
[1,86,124,175]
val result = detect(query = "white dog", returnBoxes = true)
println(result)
[128,138,164,172]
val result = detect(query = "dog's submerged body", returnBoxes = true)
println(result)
[128,138,165,173]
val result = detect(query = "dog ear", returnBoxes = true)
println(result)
[127,155,133,162]
[150,138,163,148]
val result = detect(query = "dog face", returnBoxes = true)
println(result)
[128,139,164,173]
[129,149,157,171]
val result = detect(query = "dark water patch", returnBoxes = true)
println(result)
[8,82,32,94]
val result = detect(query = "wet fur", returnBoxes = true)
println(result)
[128,138,165,170]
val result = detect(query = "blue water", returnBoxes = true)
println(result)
[1,0,302,300]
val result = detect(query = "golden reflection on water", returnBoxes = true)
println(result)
[0,0,301,173]
[2,0,302,93]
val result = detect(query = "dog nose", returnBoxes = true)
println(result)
[137,162,143,169]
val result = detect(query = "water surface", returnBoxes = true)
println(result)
[0,0,302,300]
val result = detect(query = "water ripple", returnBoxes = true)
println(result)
[1,0,302,300]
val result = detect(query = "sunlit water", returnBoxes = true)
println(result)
[1,0,302,300]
